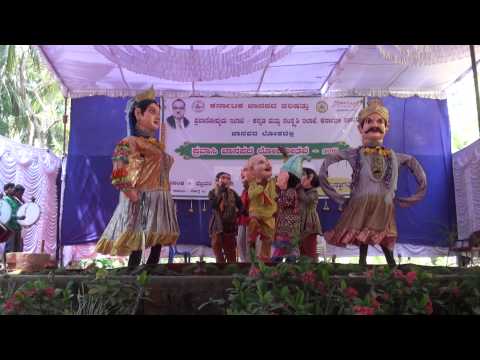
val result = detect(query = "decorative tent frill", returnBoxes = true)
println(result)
[325,89,447,100]
[57,88,448,100]
[453,139,480,240]
[34,45,474,101]
[62,88,329,99]
[377,45,480,66]
[0,135,61,255]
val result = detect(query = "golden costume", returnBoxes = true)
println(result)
[96,89,180,258]
[247,178,277,262]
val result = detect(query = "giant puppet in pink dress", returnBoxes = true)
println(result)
[318,98,427,266]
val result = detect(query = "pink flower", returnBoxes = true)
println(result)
[405,271,417,286]
[344,287,359,300]
[316,281,326,294]
[365,269,374,279]
[371,298,381,310]
[300,271,316,285]
[353,306,375,315]
[393,270,405,280]
[452,287,460,298]
[3,298,16,313]
[248,266,260,278]
[382,292,390,301]
[425,298,433,315]
[44,288,55,298]
[24,289,36,297]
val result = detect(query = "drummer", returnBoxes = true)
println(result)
[13,184,25,204]
[3,183,24,254]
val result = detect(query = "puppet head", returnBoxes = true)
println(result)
[301,167,320,189]
[240,163,252,187]
[248,154,272,182]
[215,171,232,188]
[125,87,160,136]
[277,155,311,190]
[358,98,389,146]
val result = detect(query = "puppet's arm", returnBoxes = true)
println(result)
[395,153,427,208]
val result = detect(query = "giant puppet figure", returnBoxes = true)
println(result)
[96,88,180,267]
[272,154,311,263]
[246,154,277,262]
[319,98,427,266]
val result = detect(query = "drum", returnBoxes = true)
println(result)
[0,199,12,225]
[0,223,13,243]
[17,202,41,228]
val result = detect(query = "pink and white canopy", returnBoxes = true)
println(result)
[35,45,479,99]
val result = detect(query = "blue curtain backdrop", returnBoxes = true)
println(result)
[61,96,456,248]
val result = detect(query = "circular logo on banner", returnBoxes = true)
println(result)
[316,101,328,113]
[192,100,205,113]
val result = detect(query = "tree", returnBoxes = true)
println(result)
[0,45,68,155]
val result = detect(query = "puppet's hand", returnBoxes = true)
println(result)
[278,146,289,159]
[125,189,140,203]
[338,197,349,211]
[395,197,411,208]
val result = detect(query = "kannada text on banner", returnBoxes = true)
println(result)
[163,97,364,198]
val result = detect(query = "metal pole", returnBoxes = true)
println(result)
[62,96,68,156]
[160,96,166,146]
[59,95,68,268]
[469,45,480,135]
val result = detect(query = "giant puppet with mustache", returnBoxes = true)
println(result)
[318,98,427,267]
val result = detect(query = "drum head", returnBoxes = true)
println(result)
[0,199,12,225]
[17,202,41,227]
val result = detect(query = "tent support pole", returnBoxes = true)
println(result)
[62,96,68,157]
[59,96,68,268]
[469,45,480,135]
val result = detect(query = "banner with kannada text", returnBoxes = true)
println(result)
[163,97,364,198]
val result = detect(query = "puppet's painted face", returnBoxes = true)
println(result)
[359,112,388,145]
[240,165,251,184]
[136,103,161,132]
[301,173,313,189]
[276,171,289,190]
[217,174,232,188]
[249,155,272,180]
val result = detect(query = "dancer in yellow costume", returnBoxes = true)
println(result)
[246,154,277,262]
[96,88,180,266]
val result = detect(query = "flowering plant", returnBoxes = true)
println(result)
[201,261,457,315]
[0,270,150,315]
[200,258,359,315]
[362,267,433,315]
[1,279,72,315]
